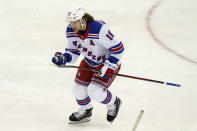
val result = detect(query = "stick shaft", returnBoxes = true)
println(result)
[132,110,144,131]
[116,73,164,84]
[58,65,181,87]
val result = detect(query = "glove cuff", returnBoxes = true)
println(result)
[104,60,118,70]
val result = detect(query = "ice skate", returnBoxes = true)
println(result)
[107,97,122,123]
[69,108,93,124]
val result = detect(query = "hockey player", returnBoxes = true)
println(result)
[52,6,124,124]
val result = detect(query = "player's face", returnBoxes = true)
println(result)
[70,20,81,32]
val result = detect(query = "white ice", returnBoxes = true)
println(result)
[0,0,197,131]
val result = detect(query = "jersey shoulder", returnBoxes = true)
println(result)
[66,25,78,38]
[89,20,106,34]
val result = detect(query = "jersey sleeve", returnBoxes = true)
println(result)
[65,26,81,64]
[99,24,124,65]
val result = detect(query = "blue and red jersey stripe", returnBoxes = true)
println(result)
[76,96,91,105]
[101,90,112,104]
[108,42,124,54]
[66,48,80,55]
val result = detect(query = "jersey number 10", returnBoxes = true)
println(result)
[106,30,114,40]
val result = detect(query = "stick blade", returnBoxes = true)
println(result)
[166,82,181,87]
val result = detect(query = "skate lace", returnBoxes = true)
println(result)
[108,107,117,116]
[73,108,86,119]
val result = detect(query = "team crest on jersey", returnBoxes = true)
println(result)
[90,40,95,46]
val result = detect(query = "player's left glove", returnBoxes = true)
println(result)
[52,52,68,66]
[97,60,118,79]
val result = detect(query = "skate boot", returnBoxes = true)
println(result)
[69,108,93,124]
[107,97,122,123]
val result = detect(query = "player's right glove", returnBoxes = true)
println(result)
[96,60,117,79]
[52,52,68,66]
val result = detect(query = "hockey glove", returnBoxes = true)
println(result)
[97,60,118,79]
[52,52,68,66]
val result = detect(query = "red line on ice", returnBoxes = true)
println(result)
[146,0,197,65]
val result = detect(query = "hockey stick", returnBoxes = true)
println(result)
[57,65,181,87]
[132,110,144,131]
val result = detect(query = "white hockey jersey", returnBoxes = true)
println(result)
[65,20,124,67]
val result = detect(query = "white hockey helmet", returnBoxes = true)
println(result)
[66,6,86,23]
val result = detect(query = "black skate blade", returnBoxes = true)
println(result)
[108,119,115,124]
[68,117,91,124]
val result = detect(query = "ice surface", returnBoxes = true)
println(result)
[0,0,197,131]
